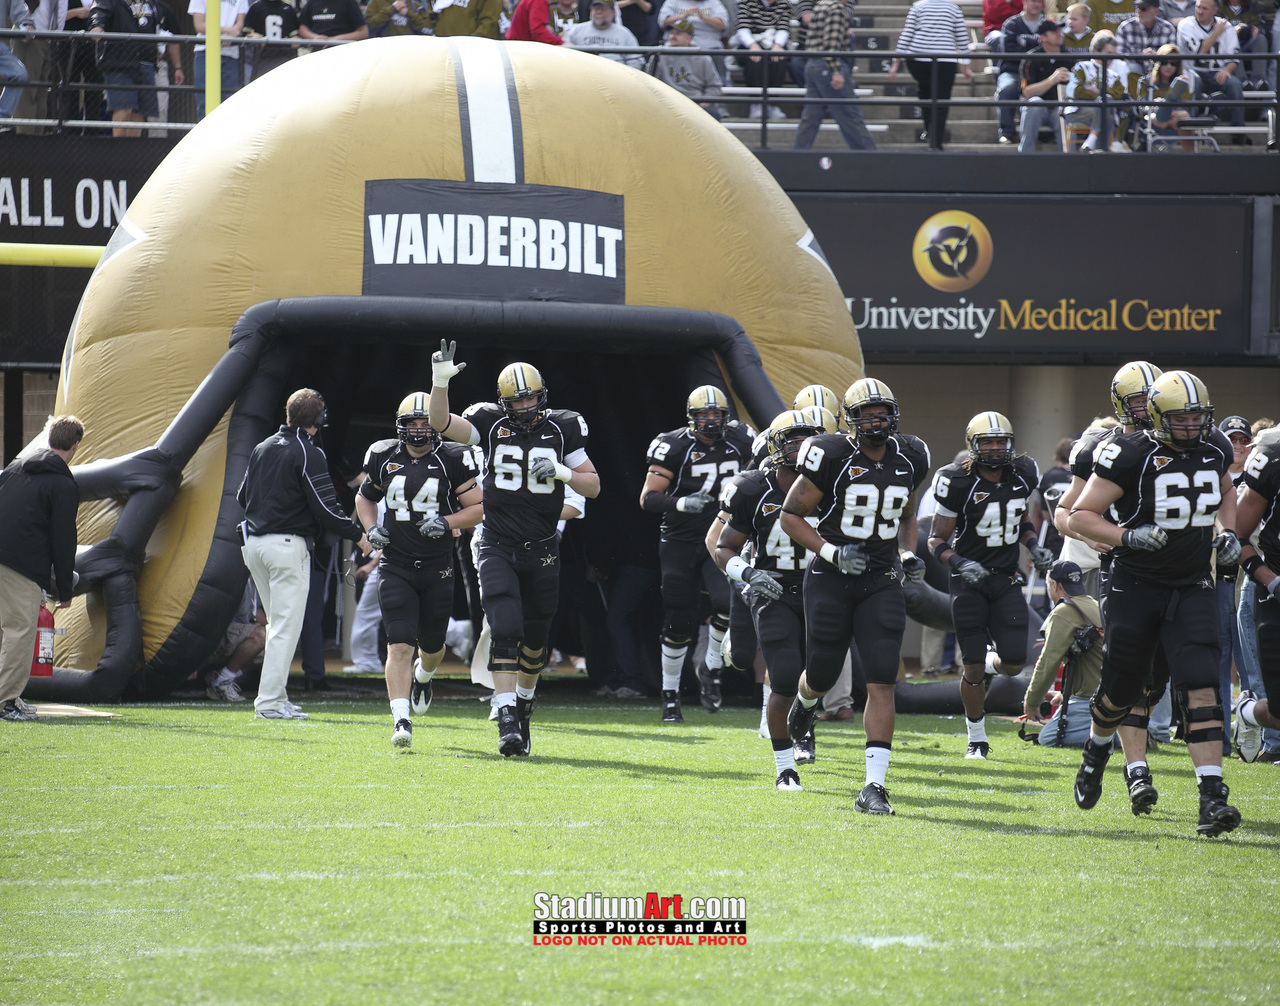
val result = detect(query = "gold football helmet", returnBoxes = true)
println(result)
[766,409,826,468]
[1109,361,1162,429]
[497,362,548,427]
[687,385,730,440]
[965,411,1015,468]
[1147,370,1214,446]
[843,378,898,445]
[797,405,838,435]
[395,391,438,449]
[793,384,841,423]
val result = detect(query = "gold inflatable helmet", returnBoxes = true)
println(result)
[843,378,898,445]
[965,411,1015,468]
[395,392,438,448]
[687,385,731,441]
[1147,370,1214,446]
[767,409,826,467]
[497,363,548,427]
[1110,361,1163,429]
[793,384,841,424]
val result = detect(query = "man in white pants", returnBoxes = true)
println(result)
[237,389,369,719]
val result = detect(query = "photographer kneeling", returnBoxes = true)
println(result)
[1023,560,1102,747]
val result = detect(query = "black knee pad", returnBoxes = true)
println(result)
[518,644,547,673]
[1120,711,1150,730]
[661,631,691,650]
[1090,691,1132,731]
[1176,685,1225,745]
[710,611,730,634]
[489,638,520,674]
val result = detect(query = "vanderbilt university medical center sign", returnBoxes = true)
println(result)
[794,197,1252,355]
[363,179,625,303]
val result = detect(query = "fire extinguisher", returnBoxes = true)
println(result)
[30,602,55,678]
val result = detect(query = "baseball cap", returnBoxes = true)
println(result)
[1219,415,1251,438]
[1037,18,1064,32]
[1135,0,1159,8]
[1049,559,1088,596]
[670,17,694,32]
[590,0,615,5]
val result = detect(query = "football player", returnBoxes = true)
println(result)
[1230,429,1280,763]
[1068,371,1242,836]
[779,379,931,815]
[713,407,836,790]
[928,412,1052,760]
[356,393,484,749]
[641,385,754,723]
[1054,361,1167,814]
[428,342,600,757]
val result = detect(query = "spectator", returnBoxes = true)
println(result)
[10,0,65,134]
[1138,42,1195,147]
[1176,0,1245,136]
[889,0,973,151]
[1160,0,1195,24]
[88,0,161,137]
[1022,560,1103,747]
[996,0,1048,143]
[147,2,185,138]
[189,0,249,120]
[614,0,657,45]
[1063,3,1095,51]
[1252,417,1276,436]
[563,0,645,66]
[1090,0,1138,32]
[0,416,82,722]
[792,0,877,149]
[506,0,579,41]
[1238,424,1280,761]
[244,0,302,77]
[434,0,502,37]
[1117,0,1176,75]
[1037,436,1074,553]
[984,0,1023,48]
[52,1,104,132]
[651,18,724,117]
[658,0,728,57]
[205,581,266,701]
[733,0,792,117]
[365,0,433,35]
[299,0,369,43]
[1064,31,1129,149]
[1215,0,1267,87]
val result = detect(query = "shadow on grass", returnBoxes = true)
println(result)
[902,809,1280,848]
[434,743,760,781]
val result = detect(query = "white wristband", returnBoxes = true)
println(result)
[820,542,839,565]
[553,461,573,482]
[725,555,749,583]
[900,550,916,563]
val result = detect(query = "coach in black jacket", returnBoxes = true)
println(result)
[0,416,83,722]
[237,389,368,720]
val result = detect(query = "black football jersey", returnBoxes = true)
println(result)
[796,432,931,572]
[1242,442,1280,571]
[1093,428,1232,586]
[360,438,481,564]
[645,422,755,542]
[931,454,1041,572]
[1068,425,1121,482]
[723,465,814,587]
[463,403,590,544]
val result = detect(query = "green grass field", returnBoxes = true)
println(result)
[3,682,1278,1005]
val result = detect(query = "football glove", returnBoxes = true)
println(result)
[417,516,451,539]
[1213,530,1242,567]
[1028,542,1055,572]
[431,338,466,388]
[1121,525,1168,552]
[900,552,927,583]
[365,525,391,550]
[835,543,868,576]
[675,491,713,514]
[951,557,989,585]
[530,456,572,482]
[1268,577,1280,602]
[742,566,785,601]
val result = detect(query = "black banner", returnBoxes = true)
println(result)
[362,179,625,304]
[792,194,1253,356]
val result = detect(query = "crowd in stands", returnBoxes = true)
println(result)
[2,0,1277,146]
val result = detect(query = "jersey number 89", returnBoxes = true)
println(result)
[840,485,910,540]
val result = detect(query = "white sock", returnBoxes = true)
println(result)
[773,746,796,775]
[211,667,235,686]
[705,625,726,670]
[966,716,987,743]
[496,691,517,709]
[798,691,819,709]
[661,643,686,692]
[1194,764,1223,783]
[1082,134,1099,150]
[1126,759,1148,775]
[390,698,410,723]
[865,745,890,788]
[1090,726,1115,747]
[1240,697,1260,727]
[761,684,771,715]
[516,683,536,701]
[414,662,434,684]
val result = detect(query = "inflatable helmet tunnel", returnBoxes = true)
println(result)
[34,37,864,701]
